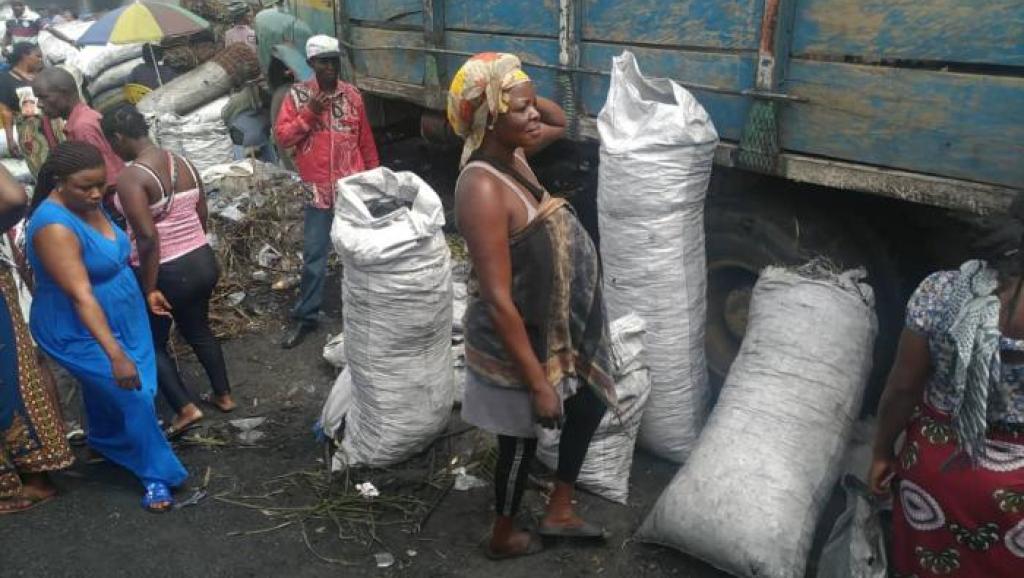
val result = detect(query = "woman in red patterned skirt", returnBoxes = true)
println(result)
[870,199,1024,576]
[0,163,73,514]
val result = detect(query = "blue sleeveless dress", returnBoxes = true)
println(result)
[26,200,187,488]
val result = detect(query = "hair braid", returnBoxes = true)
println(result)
[30,141,106,216]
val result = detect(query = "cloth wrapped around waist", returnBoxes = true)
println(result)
[463,196,617,409]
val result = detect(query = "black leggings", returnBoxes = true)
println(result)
[494,385,606,516]
[141,245,230,413]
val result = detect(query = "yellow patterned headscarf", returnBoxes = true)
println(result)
[447,52,531,167]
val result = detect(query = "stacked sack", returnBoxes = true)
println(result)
[149,96,234,174]
[537,313,652,504]
[326,167,455,469]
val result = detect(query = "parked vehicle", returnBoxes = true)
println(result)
[255,0,1024,405]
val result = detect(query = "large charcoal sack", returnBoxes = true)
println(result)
[331,167,455,468]
[88,57,143,97]
[149,97,233,174]
[537,313,651,504]
[597,50,718,462]
[637,265,878,578]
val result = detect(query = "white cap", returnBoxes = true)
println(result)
[306,35,341,60]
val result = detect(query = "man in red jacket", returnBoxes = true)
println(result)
[274,35,379,348]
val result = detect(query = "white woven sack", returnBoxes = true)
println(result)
[597,50,718,462]
[637,265,878,578]
[330,167,455,468]
[536,313,651,504]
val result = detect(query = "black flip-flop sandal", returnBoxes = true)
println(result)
[164,419,202,441]
[537,520,607,539]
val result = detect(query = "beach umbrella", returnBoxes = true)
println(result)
[76,1,210,46]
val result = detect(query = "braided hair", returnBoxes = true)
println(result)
[101,104,149,142]
[29,141,106,216]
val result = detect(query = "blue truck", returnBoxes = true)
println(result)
[254,0,1024,393]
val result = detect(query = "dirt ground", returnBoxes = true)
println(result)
[1,136,852,577]
[1,295,733,578]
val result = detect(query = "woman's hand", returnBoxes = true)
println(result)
[111,352,141,391]
[147,290,173,317]
[868,454,896,496]
[531,382,563,429]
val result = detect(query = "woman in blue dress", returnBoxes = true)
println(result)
[25,141,186,512]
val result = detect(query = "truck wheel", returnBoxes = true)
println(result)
[706,201,801,385]
[706,197,901,413]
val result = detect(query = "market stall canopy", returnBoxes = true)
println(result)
[77,1,210,46]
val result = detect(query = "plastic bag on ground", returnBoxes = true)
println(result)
[330,167,454,468]
[637,264,878,578]
[322,333,346,369]
[597,50,718,463]
[816,476,889,578]
[536,313,651,504]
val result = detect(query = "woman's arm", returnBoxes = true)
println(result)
[116,168,171,317]
[0,160,26,231]
[32,224,140,389]
[115,168,160,294]
[456,173,561,425]
[184,158,208,232]
[868,328,931,494]
[0,104,18,159]
[523,96,567,157]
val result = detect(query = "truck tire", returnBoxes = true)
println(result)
[706,195,901,413]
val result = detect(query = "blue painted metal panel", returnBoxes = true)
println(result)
[349,27,425,84]
[579,43,755,141]
[582,0,763,50]
[345,0,423,26]
[443,32,560,99]
[781,59,1024,188]
[791,0,1024,66]
[444,0,559,37]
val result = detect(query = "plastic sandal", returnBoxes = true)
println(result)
[141,482,174,513]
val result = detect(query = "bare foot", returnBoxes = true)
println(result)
[166,404,203,439]
[212,394,237,413]
[0,496,35,515]
[488,528,538,558]
[19,473,57,502]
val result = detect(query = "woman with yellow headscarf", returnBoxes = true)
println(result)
[450,52,617,559]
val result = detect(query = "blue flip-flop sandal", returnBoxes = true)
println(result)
[142,482,174,513]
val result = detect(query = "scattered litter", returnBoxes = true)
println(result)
[374,552,395,568]
[256,244,281,268]
[355,482,380,499]
[174,489,208,510]
[272,275,300,291]
[226,291,246,306]
[229,417,267,444]
[315,526,327,534]
[406,550,417,557]
[218,204,246,223]
[452,467,487,491]
[251,270,269,282]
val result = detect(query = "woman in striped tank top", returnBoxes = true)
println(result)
[102,106,235,439]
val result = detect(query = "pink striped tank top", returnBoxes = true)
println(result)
[116,151,209,266]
